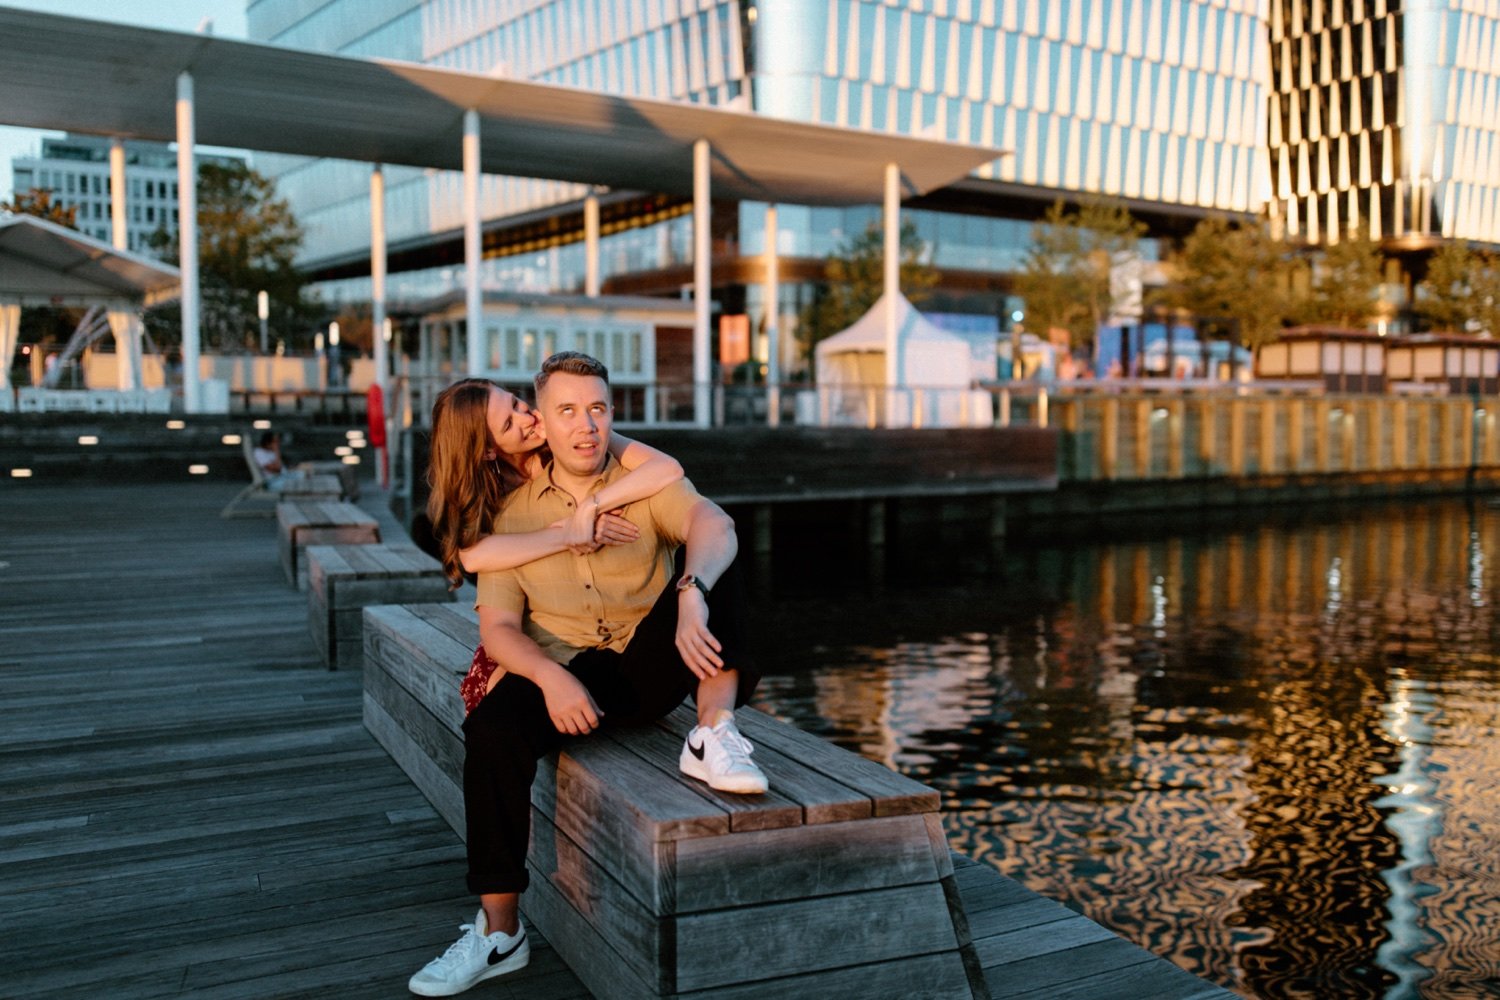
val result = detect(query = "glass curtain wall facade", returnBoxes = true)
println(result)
[9,134,242,255]
[1266,0,1500,246]
[248,0,1271,309]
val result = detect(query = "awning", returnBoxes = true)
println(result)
[0,6,1004,206]
[0,214,180,306]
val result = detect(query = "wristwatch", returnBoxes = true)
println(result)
[675,574,710,598]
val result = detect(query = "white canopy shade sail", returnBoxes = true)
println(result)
[0,214,180,306]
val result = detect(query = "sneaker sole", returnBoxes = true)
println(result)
[408,942,530,996]
[678,751,769,795]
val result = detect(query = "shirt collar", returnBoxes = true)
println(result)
[530,451,622,501]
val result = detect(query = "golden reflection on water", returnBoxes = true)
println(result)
[751,501,1500,999]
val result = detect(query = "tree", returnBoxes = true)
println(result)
[1472,255,1500,339]
[1303,229,1383,328]
[147,161,317,351]
[1,187,77,229]
[1013,198,1145,350]
[1421,241,1475,332]
[1158,217,1300,349]
[1417,241,1500,336]
[796,220,939,365]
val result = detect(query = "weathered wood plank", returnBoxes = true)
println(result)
[660,704,873,825]
[520,847,659,1000]
[731,707,940,816]
[604,720,804,833]
[985,938,1169,999]
[671,813,942,913]
[528,807,670,991]
[364,694,466,836]
[674,881,961,993]
[364,661,467,788]
[678,950,976,1000]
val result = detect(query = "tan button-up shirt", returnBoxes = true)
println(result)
[475,456,705,665]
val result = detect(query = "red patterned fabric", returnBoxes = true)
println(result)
[461,645,500,716]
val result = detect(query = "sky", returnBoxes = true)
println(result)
[1,0,249,203]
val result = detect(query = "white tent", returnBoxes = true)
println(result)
[0,214,179,409]
[809,292,992,427]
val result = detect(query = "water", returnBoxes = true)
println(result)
[746,499,1500,999]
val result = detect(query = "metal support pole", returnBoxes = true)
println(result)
[371,164,388,398]
[463,110,484,376]
[693,138,711,427]
[372,163,390,487]
[883,162,900,426]
[176,72,201,413]
[765,203,780,427]
[109,139,127,251]
[584,191,600,297]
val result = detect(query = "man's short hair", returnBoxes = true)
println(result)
[535,351,609,396]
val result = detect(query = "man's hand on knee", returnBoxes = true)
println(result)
[675,589,724,679]
[539,670,603,735]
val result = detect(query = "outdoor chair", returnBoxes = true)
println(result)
[220,435,344,518]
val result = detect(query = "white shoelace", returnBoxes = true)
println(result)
[714,725,756,769]
[431,922,482,970]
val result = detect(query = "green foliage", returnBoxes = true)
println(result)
[1418,241,1500,337]
[796,220,939,365]
[1303,230,1383,328]
[2,187,78,229]
[1013,198,1145,349]
[1158,217,1300,349]
[146,162,320,351]
[1421,242,1475,333]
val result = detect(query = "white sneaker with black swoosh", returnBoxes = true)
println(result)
[408,908,529,996]
[679,717,769,794]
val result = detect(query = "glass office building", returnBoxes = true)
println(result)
[247,0,1270,340]
[1265,0,1500,247]
[10,134,244,256]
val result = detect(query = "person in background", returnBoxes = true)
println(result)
[252,431,305,491]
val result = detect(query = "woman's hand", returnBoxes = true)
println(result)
[675,590,724,679]
[562,498,598,548]
[594,512,640,547]
[539,670,603,736]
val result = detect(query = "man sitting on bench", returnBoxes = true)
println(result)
[408,352,766,997]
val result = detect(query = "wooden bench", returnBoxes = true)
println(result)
[276,500,380,590]
[362,602,986,999]
[305,544,453,670]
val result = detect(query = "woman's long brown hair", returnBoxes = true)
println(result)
[426,378,525,589]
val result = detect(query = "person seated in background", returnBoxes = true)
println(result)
[252,431,305,491]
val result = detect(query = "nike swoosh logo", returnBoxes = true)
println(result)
[688,739,706,760]
[488,936,524,966]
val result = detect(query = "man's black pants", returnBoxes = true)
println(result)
[460,560,759,895]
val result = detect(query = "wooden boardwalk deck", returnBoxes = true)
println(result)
[0,481,1232,1000]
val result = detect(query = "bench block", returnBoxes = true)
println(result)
[306,544,453,669]
[363,603,985,999]
[276,500,380,590]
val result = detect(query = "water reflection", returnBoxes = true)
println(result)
[747,500,1500,999]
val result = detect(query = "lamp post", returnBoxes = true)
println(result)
[328,322,341,390]
[257,290,269,354]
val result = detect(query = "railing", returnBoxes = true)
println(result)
[1045,391,1499,482]
[228,388,369,422]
